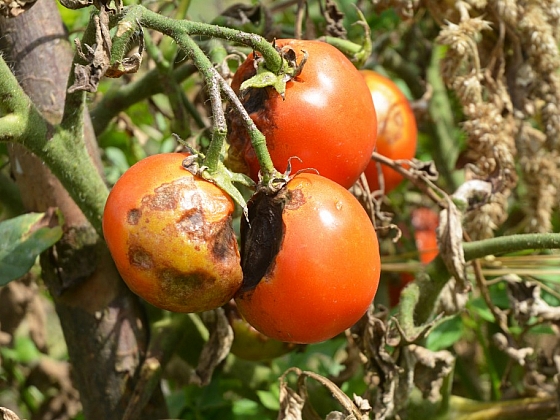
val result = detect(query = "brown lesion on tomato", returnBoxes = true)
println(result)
[284,187,306,210]
[127,208,141,225]
[176,206,205,235]
[141,178,196,212]
[210,216,239,262]
[158,267,219,309]
[128,244,154,270]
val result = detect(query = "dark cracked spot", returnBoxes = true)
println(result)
[210,217,238,261]
[176,206,205,234]
[239,187,288,293]
[128,245,154,270]
[127,208,141,225]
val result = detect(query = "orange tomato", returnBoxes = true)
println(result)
[235,173,380,344]
[227,40,378,189]
[361,70,417,193]
[102,153,243,313]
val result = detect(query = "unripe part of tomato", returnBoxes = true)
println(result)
[361,70,417,193]
[102,153,243,313]
[227,39,378,189]
[235,173,381,344]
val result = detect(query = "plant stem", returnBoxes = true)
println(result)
[0,55,108,235]
[414,232,560,324]
[124,5,282,73]
[463,233,560,260]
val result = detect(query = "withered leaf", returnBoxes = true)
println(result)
[409,344,454,402]
[437,199,468,291]
[323,0,347,38]
[190,308,233,386]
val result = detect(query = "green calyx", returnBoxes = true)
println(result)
[239,45,308,99]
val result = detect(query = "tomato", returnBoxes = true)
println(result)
[389,207,439,307]
[225,301,299,361]
[227,39,377,189]
[102,153,243,313]
[361,70,417,193]
[235,173,380,344]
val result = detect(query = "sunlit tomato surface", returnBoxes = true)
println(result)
[235,173,381,344]
[227,39,377,189]
[102,153,243,313]
[361,70,417,193]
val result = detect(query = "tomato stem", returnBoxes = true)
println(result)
[115,5,281,185]
[413,232,560,325]
[122,6,283,74]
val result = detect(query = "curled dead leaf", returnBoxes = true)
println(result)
[190,308,233,386]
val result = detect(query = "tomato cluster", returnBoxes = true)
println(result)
[102,39,383,345]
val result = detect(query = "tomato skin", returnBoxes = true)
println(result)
[235,173,380,344]
[361,70,417,193]
[228,39,377,189]
[102,153,243,313]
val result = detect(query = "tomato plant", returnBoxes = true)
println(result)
[102,152,243,313]
[227,39,377,189]
[235,173,380,344]
[361,70,417,193]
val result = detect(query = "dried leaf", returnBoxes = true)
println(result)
[278,368,369,420]
[0,407,20,420]
[323,0,347,38]
[190,308,233,386]
[409,344,454,402]
[437,199,468,291]
[493,332,534,366]
[277,376,305,420]
[506,278,560,324]
[0,0,37,17]
[358,311,402,419]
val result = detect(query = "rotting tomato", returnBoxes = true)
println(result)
[361,70,417,193]
[235,173,381,344]
[227,39,377,189]
[102,153,243,313]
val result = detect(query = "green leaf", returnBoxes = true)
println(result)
[426,315,464,351]
[0,212,63,286]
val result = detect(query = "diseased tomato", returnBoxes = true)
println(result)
[389,207,439,307]
[102,153,243,313]
[235,173,380,344]
[227,39,377,189]
[361,70,417,193]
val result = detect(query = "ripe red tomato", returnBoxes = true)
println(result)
[361,70,417,193]
[102,153,243,313]
[227,39,377,189]
[235,173,380,344]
